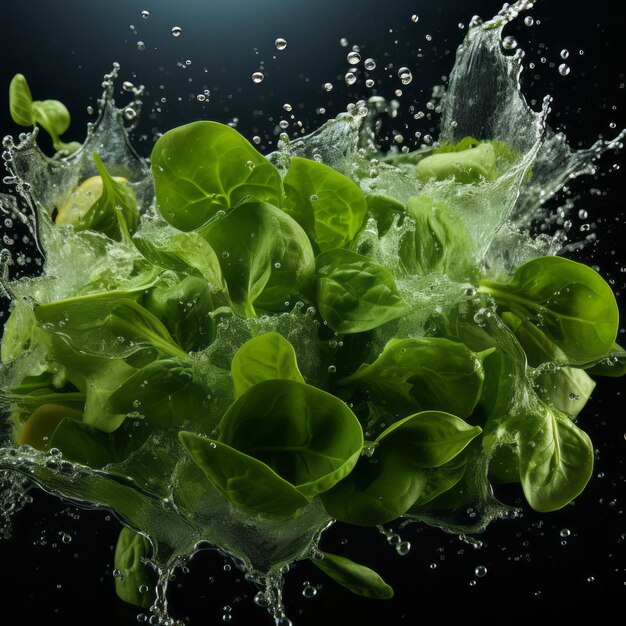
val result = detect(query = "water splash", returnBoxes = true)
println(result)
[0,2,623,623]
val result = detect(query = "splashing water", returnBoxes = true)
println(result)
[0,1,624,623]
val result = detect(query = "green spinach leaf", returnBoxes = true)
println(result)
[321,411,480,525]
[230,332,304,398]
[178,433,311,519]
[113,527,156,609]
[479,256,619,362]
[151,121,282,231]
[34,293,186,362]
[107,358,212,430]
[316,248,409,334]
[339,337,492,418]
[514,401,594,512]
[309,552,393,599]
[283,156,367,251]
[201,200,315,317]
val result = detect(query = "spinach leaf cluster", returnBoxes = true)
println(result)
[1,120,623,604]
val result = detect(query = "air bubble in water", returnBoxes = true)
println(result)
[366,79,375,88]
[323,82,333,91]
[302,582,317,598]
[137,41,146,51]
[474,565,487,577]
[252,71,265,84]
[275,37,287,50]
[364,58,376,70]
[558,63,571,76]
[396,541,411,556]
[579,209,588,219]
[345,71,357,85]
[398,67,413,84]
[141,10,150,19]
[411,14,419,22]
[524,15,534,26]
[171,26,182,37]
[502,36,517,50]
[560,528,571,538]
[347,51,361,65]
[340,37,348,47]
[560,49,570,59]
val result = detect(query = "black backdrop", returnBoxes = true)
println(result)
[0,1,624,624]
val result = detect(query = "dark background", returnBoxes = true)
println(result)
[0,1,624,624]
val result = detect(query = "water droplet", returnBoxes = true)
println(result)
[137,41,146,51]
[310,194,318,201]
[560,49,570,60]
[364,58,376,70]
[328,365,337,374]
[502,36,517,50]
[274,262,282,269]
[279,120,289,130]
[302,582,317,598]
[398,67,413,85]
[524,15,534,26]
[578,209,588,219]
[197,94,206,102]
[254,591,270,607]
[252,71,265,84]
[568,392,580,401]
[253,135,261,145]
[171,26,182,37]
[347,51,361,65]
[474,565,487,578]
[340,37,349,47]
[396,541,411,556]
[323,82,333,91]
[558,64,571,76]
[560,528,571,538]
[223,564,231,572]
[283,103,293,112]
[365,79,374,88]
[60,532,72,544]
[344,71,357,85]
[411,14,419,22]
[275,37,287,50]
[141,10,150,19]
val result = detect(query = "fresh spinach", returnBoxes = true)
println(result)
[339,337,493,418]
[316,248,409,333]
[180,373,363,518]
[230,332,304,398]
[310,552,394,599]
[479,256,619,362]
[151,121,282,231]
[283,156,367,251]
[9,73,80,153]
[321,410,480,525]
[113,527,156,609]
[200,200,315,317]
